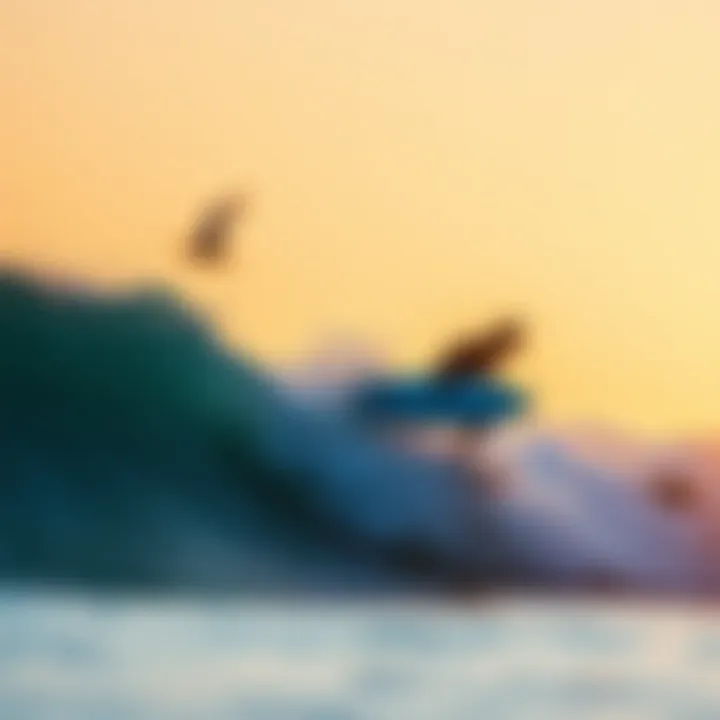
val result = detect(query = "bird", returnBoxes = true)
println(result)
[185,193,248,267]
[432,317,525,381]
[647,469,697,512]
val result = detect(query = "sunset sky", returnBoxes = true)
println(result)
[2,0,720,435]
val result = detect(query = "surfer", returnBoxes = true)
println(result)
[354,318,529,489]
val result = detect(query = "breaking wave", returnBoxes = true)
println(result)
[0,269,524,595]
[0,268,717,598]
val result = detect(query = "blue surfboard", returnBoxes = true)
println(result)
[354,375,528,427]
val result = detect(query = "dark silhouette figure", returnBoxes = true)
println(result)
[648,470,697,512]
[432,317,525,380]
[186,194,247,267]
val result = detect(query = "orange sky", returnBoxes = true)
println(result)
[2,0,720,436]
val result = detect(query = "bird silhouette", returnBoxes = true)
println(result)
[186,193,247,267]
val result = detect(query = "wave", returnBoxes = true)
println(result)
[0,269,529,595]
[0,268,717,598]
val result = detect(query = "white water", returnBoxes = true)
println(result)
[2,592,719,718]
[281,343,720,595]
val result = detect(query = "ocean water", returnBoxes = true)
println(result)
[2,269,720,718]
[0,269,518,594]
[2,591,720,719]
[1,268,718,597]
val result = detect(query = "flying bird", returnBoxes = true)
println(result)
[432,317,525,380]
[186,193,247,267]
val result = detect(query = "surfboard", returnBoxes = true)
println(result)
[355,375,528,427]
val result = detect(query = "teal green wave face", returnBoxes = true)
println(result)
[0,271,267,444]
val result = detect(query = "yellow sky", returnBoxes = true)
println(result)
[2,0,720,435]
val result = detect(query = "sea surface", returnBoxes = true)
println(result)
[2,590,720,719]
[3,272,720,718]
